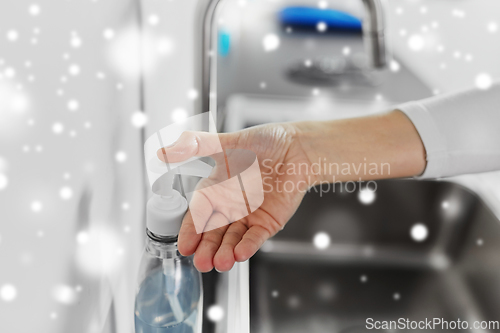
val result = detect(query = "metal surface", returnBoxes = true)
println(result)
[250,180,500,333]
[195,0,387,117]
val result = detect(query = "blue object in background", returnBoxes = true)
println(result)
[218,29,231,57]
[279,6,362,31]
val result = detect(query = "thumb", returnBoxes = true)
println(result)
[157,131,237,163]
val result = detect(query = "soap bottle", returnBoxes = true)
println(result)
[134,169,205,333]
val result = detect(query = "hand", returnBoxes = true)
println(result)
[157,111,425,273]
[157,123,314,272]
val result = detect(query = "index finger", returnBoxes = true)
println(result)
[178,210,203,256]
[157,131,224,164]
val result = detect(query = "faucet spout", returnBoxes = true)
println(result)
[361,0,387,69]
[194,0,387,116]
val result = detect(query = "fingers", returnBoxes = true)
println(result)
[234,225,271,262]
[178,211,202,256]
[157,131,236,163]
[193,215,228,272]
[213,222,247,272]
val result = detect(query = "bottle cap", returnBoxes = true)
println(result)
[143,112,217,237]
[147,191,188,237]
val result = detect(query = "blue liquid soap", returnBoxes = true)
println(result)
[134,236,202,333]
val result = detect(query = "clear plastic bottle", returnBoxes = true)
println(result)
[139,122,214,333]
[134,230,202,333]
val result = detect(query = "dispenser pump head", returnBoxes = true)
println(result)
[145,157,213,237]
[146,189,188,237]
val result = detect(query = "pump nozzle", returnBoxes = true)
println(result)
[146,157,213,237]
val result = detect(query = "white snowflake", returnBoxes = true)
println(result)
[52,285,77,305]
[76,231,89,245]
[408,34,425,51]
[317,21,327,33]
[187,89,198,100]
[130,111,148,128]
[67,99,80,111]
[451,9,466,18]
[410,223,428,242]
[488,22,498,33]
[389,59,401,72]
[70,33,82,48]
[103,28,115,40]
[207,305,225,322]
[59,186,73,200]
[171,108,188,122]
[358,188,376,204]
[31,201,43,212]
[148,15,160,26]
[475,73,493,90]
[262,34,280,52]
[4,67,16,78]
[68,64,81,76]
[0,284,17,302]
[6,30,19,42]
[313,232,330,250]
[115,151,127,163]
[157,38,174,56]
[29,4,41,16]
[52,122,64,134]
[0,173,8,190]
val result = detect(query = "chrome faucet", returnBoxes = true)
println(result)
[194,0,387,117]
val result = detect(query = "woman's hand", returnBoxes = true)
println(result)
[157,111,426,272]
[157,123,314,272]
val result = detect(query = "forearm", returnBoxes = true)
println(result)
[293,110,426,183]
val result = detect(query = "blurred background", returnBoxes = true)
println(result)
[1,0,500,333]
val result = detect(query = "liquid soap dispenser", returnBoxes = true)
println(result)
[134,150,213,333]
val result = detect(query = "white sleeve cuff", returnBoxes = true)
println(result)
[398,101,448,179]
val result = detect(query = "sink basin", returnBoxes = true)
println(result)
[250,180,500,333]
[209,4,500,333]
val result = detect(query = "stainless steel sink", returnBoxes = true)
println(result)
[250,180,500,333]
[208,3,500,333]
